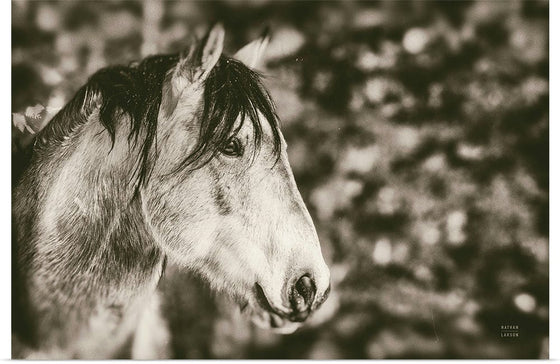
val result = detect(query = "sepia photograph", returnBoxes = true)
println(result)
[11,0,549,360]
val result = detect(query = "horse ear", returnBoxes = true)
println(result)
[174,24,225,84]
[233,29,270,69]
[197,23,225,79]
[162,25,225,116]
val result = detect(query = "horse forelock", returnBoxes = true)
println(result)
[172,56,283,173]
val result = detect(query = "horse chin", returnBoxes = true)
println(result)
[250,310,301,335]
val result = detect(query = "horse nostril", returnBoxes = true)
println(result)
[291,275,316,315]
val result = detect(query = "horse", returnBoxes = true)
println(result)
[12,25,330,359]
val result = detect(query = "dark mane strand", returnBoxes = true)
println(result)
[90,54,180,192]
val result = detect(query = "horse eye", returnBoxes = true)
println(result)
[220,137,244,157]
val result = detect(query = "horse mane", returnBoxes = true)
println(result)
[34,52,281,193]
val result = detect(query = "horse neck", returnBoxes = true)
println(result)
[15,113,164,306]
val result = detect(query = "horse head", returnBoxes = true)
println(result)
[141,25,330,333]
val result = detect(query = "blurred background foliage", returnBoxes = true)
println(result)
[12,0,548,359]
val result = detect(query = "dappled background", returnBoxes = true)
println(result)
[12,0,548,359]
